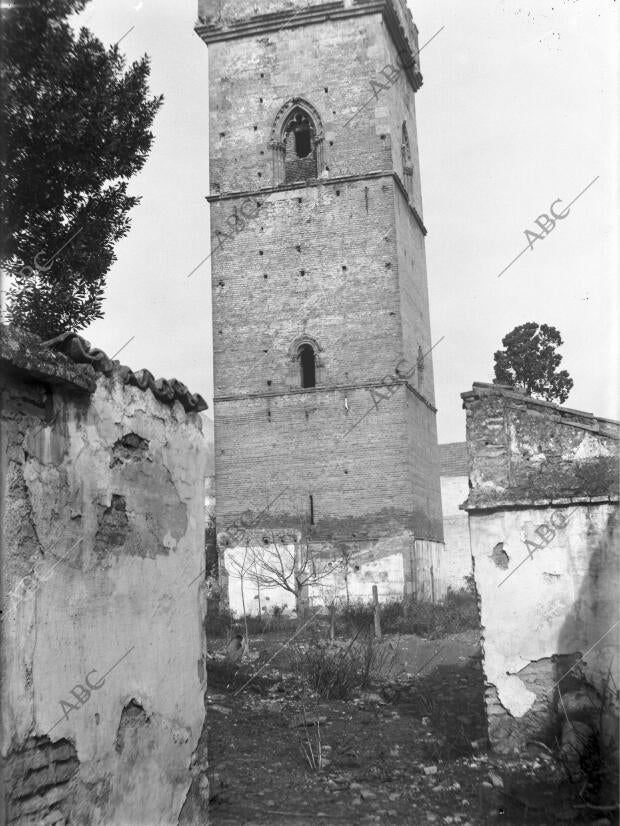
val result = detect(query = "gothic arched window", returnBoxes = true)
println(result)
[270,98,325,186]
[401,123,413,199]
[284,109,316,183]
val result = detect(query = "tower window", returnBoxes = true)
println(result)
[271,99,325,186]
[401,122,414,199]
[298,343,316,388]
[295,127,312,158]
[284,110,317,183]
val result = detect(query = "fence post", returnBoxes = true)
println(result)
[372,585,382,640]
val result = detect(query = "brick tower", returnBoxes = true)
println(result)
[196,0,444,608]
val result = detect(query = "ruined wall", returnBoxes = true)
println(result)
[1,328,209,825]
[462,383,619,755]
[224,534,411,616]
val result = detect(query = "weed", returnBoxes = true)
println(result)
[291,634,400,700]
[336,584,479,640]
[555,666,619,812]
[296,706,324,771]
[205,608,235,638]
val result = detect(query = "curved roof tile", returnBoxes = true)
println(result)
[42,332,208,414]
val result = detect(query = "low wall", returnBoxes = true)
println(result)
[404,538,467,603]
[1,328,209,825]
[462,382,619,757]
[222,531,460,617]
[471,504,619,751]
[223,533,411,617]
[439,472,474,591]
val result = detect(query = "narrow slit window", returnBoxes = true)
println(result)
[309,494,314,525]
[299,344,316,388]
[401,122,414,199]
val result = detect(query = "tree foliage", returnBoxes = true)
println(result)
[493,322,574,404]
[0,0,163,338]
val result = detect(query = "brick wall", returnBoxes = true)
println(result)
[200,0,443,588]
[4,738,78,825]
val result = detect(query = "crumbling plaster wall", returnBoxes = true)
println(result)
[462,383,619,753]
[471,505,618,748]
[2,365,208,825]
[223,534,410,617]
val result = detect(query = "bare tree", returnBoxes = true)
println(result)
[227,529,344,623]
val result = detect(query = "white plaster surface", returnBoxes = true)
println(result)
[470,505,619,718]
[439,475,473,590]
[4,375,208,824]
[224,539,407,616]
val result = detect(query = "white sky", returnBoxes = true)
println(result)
[76,0,618,443]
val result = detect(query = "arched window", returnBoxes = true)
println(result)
[283,109,316,183]
[289,334,322,388]
[401,123,413,199]
[298,343,316,388]
[270,98,325,185]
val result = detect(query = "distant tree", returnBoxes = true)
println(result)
[493,322,573,403]
[0,0,163,338]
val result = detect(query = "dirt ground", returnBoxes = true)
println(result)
[183,630,616,826]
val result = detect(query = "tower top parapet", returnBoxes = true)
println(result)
[196,0,420,75]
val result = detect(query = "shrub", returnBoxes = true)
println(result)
[337,601,374,636]
[335,582,479,640]
[292,636,399,700]
[206,608,235,639]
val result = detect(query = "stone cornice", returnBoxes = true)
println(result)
[214,378,437,413]
[195,0,423,92]
[461,494,619,514]
[393,173,427,236]
[206,170,428,235]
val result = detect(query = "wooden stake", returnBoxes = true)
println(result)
[372,585,382,640]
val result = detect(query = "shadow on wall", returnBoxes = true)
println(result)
[554,508,619,808]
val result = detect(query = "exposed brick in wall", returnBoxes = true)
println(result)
[462,383,619,509]
[5,737,79,825]
[1,327,208,825]
[200,0,444,556]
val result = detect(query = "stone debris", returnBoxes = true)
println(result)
[210,704,232,716]
[359,789,376,800]
[290,713,328,728]
[226,634,246,662]
[358,692,386,705]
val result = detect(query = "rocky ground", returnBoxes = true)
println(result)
[182,629,617,826]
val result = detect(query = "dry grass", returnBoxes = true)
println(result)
[291,634,401,700]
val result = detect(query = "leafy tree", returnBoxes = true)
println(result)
[493,322,574,404]
[0,0,163,338]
